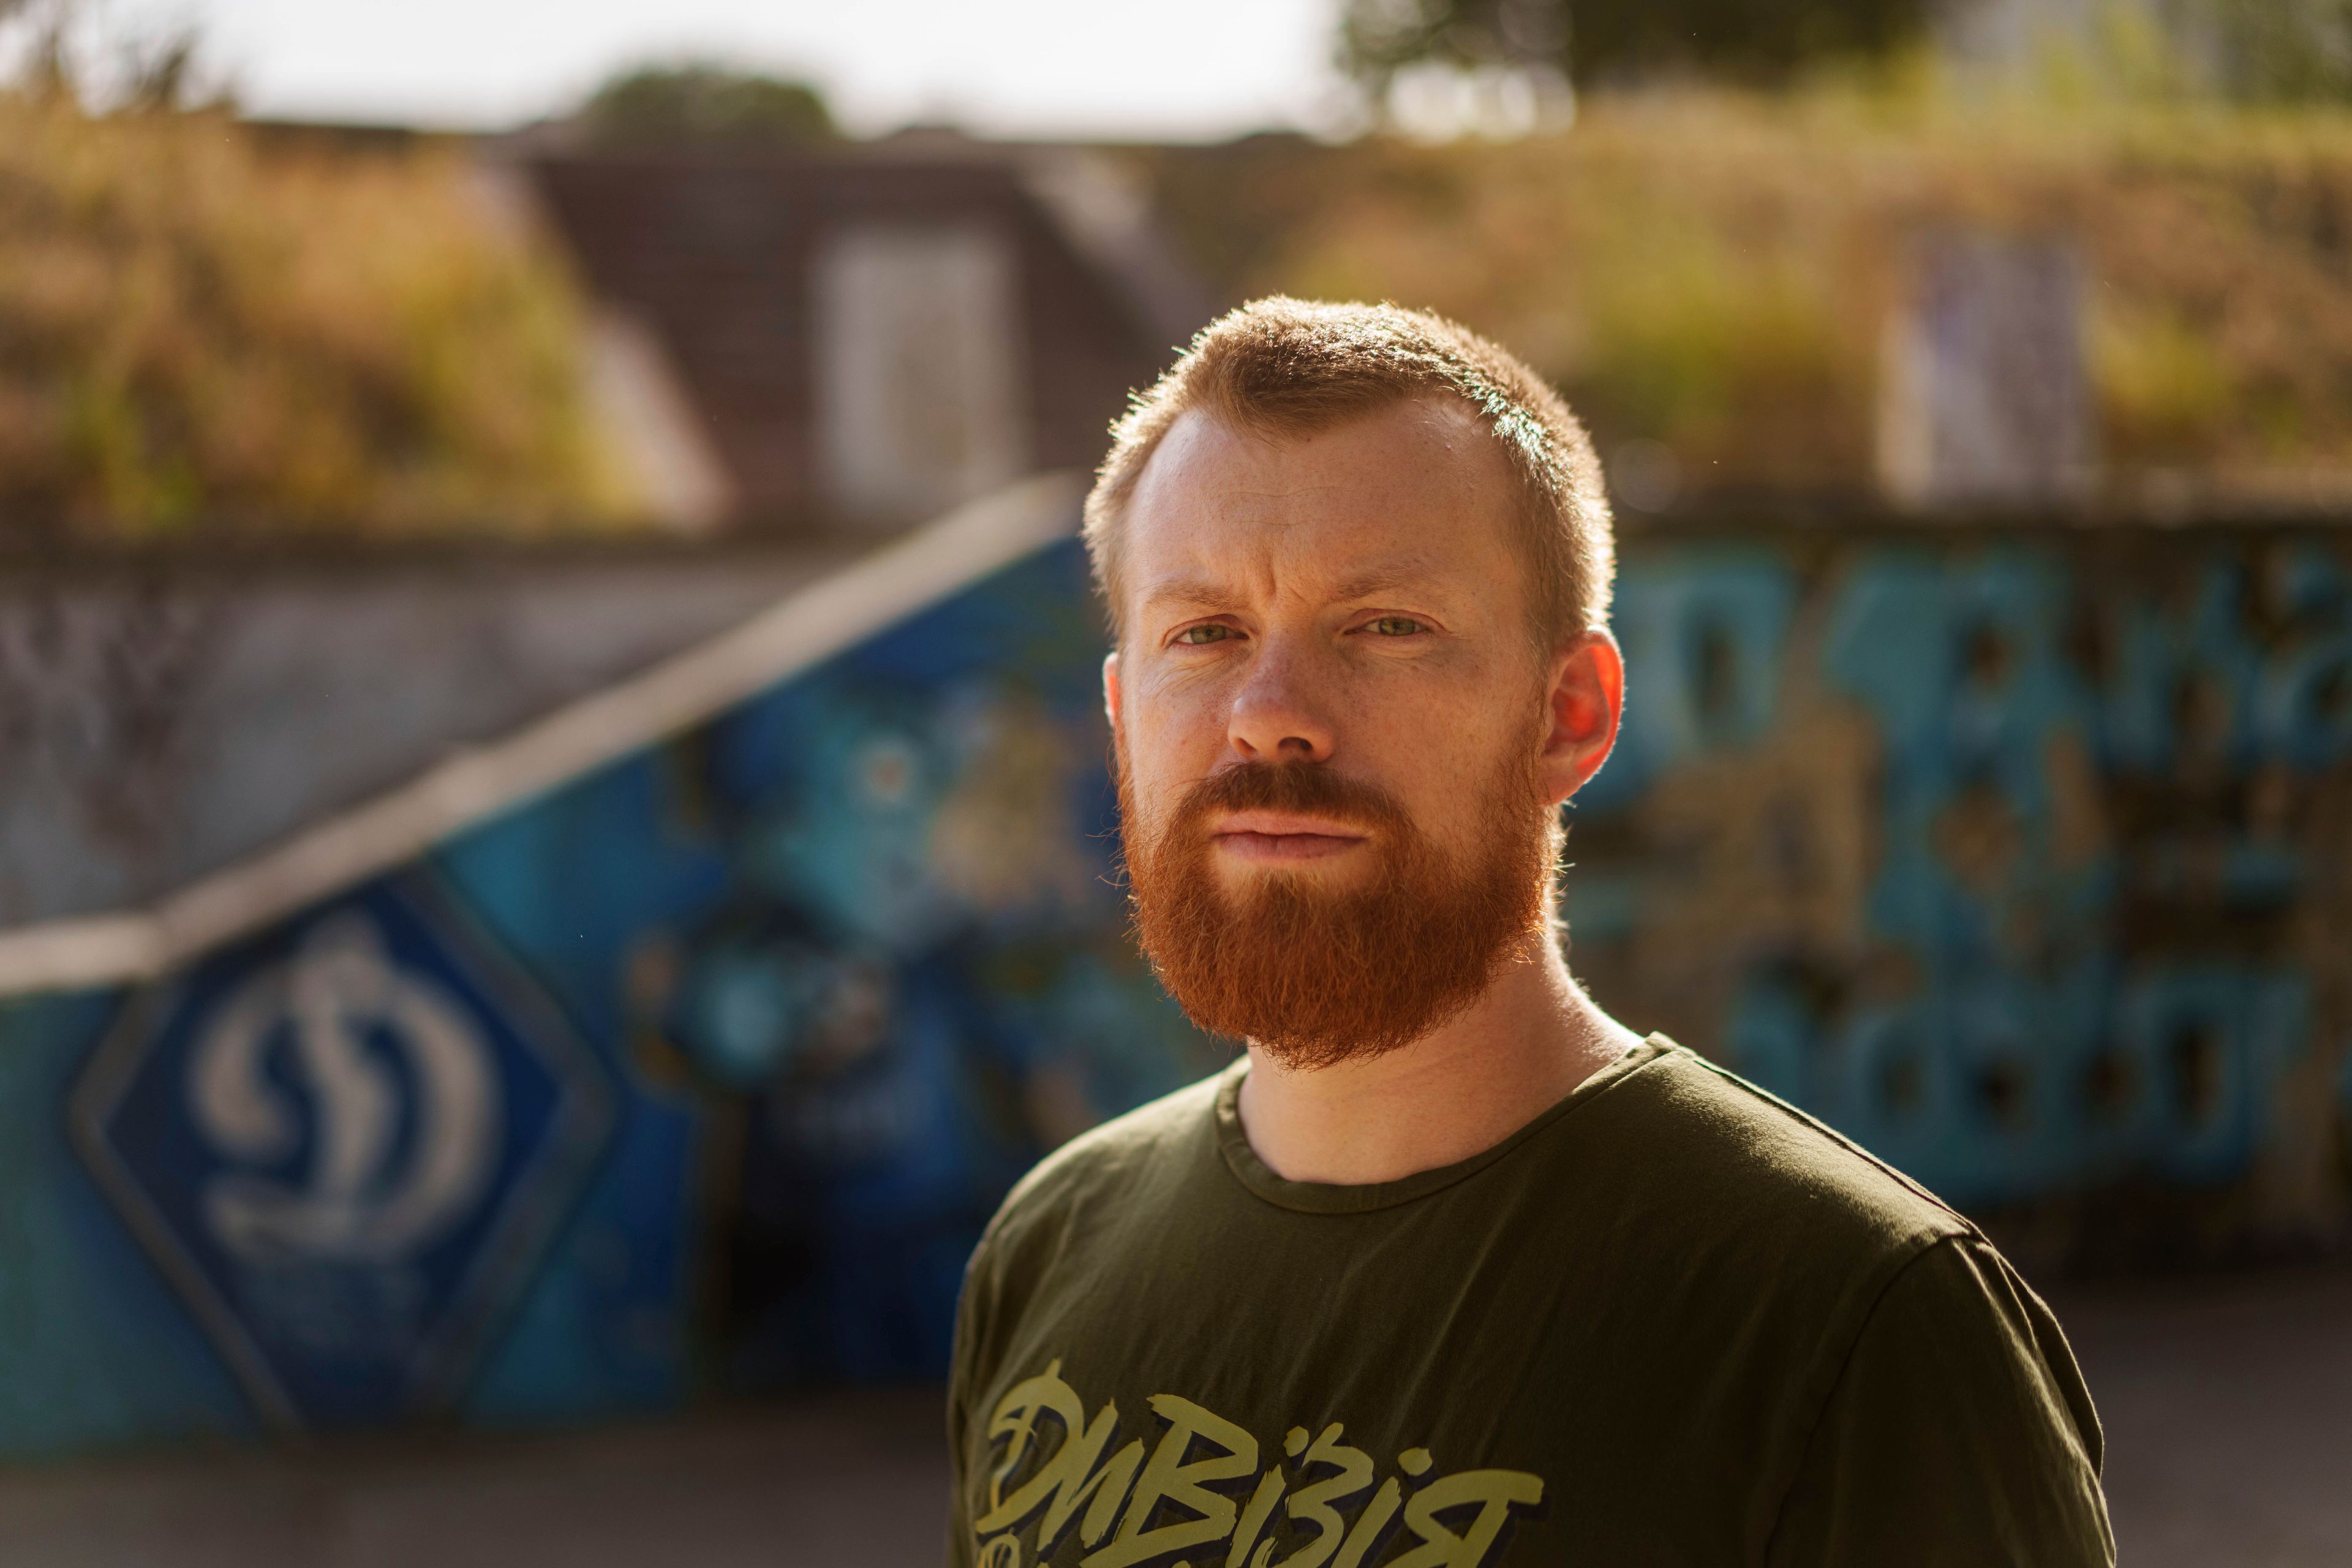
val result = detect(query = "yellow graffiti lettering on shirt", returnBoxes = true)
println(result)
[1333,1479,1403,1568]
[975,1366,1545,1568]
[1226,1464,1286,1568]
[978,1359,1147,1555]
[1081,1395,1259,1568]
[1274,1423,1371,1568]
[1385,1470,1549,1568]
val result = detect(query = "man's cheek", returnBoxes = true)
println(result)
[1120,781,1188,857]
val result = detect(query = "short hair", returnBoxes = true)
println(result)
[1084,297,1615,647]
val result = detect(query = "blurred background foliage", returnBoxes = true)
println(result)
[3,0,2352,536]
[1338,0,2352,104]
[575,62,838,148]
[0,0,631,541]
[1340,0,1934,93]
[2173,0,2352,102]
[1134,83,2352,508]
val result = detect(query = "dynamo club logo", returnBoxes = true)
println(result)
[70,875,613,1431]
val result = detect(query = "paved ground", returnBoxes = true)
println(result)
[0,1388,951,1568]
[4,1266,2350,1566]
[2057,1265,2352,1567]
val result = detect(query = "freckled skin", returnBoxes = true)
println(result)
[1102,397,1647,1186]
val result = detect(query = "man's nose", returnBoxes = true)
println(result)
[1226,640,1335,763]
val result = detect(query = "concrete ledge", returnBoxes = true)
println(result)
[0,472,1086,999]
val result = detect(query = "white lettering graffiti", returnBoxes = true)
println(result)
[189,913,499,1264]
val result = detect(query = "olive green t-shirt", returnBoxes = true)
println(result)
[948,1038,2113,1567]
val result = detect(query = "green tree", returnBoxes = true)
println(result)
[576,63,836,146]
[2192,0,2352,102]
[1337,0,1935,95]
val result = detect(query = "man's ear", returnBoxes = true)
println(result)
[1103,650,1123,733]
[1539,629,1624,809]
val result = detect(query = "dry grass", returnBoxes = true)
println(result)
[1133,89,2352,510]
[0,96,633,538]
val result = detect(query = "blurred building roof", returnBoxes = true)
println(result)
[511,139,1201,533]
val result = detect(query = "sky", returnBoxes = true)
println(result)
[106,0,1351,140]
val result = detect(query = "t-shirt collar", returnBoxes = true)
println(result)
[1212,1035,1676,1214]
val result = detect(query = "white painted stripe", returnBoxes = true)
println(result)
[0,472,1088,1000]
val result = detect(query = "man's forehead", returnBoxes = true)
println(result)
[1121,401,1521,602]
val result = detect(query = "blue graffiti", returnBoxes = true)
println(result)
[7,525,2349,1460]
[1703,544,2352,1202]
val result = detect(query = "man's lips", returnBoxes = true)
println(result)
[1210,811,1370,864]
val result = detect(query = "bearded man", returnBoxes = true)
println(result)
[947,300,2113,1567]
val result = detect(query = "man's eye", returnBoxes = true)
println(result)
[1368,616,1427,636]
[1175,624,1235,645]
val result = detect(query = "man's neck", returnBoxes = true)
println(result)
[1235,938,1643,1186]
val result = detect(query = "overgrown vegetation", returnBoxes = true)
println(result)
[5,0,2348,534]
[0,92,630,539]
[1340,0,1934,96]
[1338,0,2352,110]
[1131,89,2352,510]
[576,62,837,147]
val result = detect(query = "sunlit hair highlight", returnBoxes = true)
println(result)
[1084,296,1615,647]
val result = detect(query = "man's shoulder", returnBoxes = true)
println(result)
[980,1065,1227,1254]
[1600,1041,1977,1275]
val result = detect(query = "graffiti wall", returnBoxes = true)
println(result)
[1576,525,2352,1258]
[0,532,1220,1458]
[1,517,2348,1459]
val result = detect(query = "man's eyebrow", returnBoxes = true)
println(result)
[1329,564,1437,602]
[1139,563,1447,612]
[1138,575,1231,611]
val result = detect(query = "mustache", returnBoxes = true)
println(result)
[1170,761,1413,837]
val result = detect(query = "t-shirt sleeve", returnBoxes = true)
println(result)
[1765,1235,2115,1567]
[944,1231,995,1568]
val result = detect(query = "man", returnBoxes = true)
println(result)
[948,300,2112,1566]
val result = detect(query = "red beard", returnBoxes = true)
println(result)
[1117,737,1558,1071]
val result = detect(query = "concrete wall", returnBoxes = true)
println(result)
[0,543,845,925]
